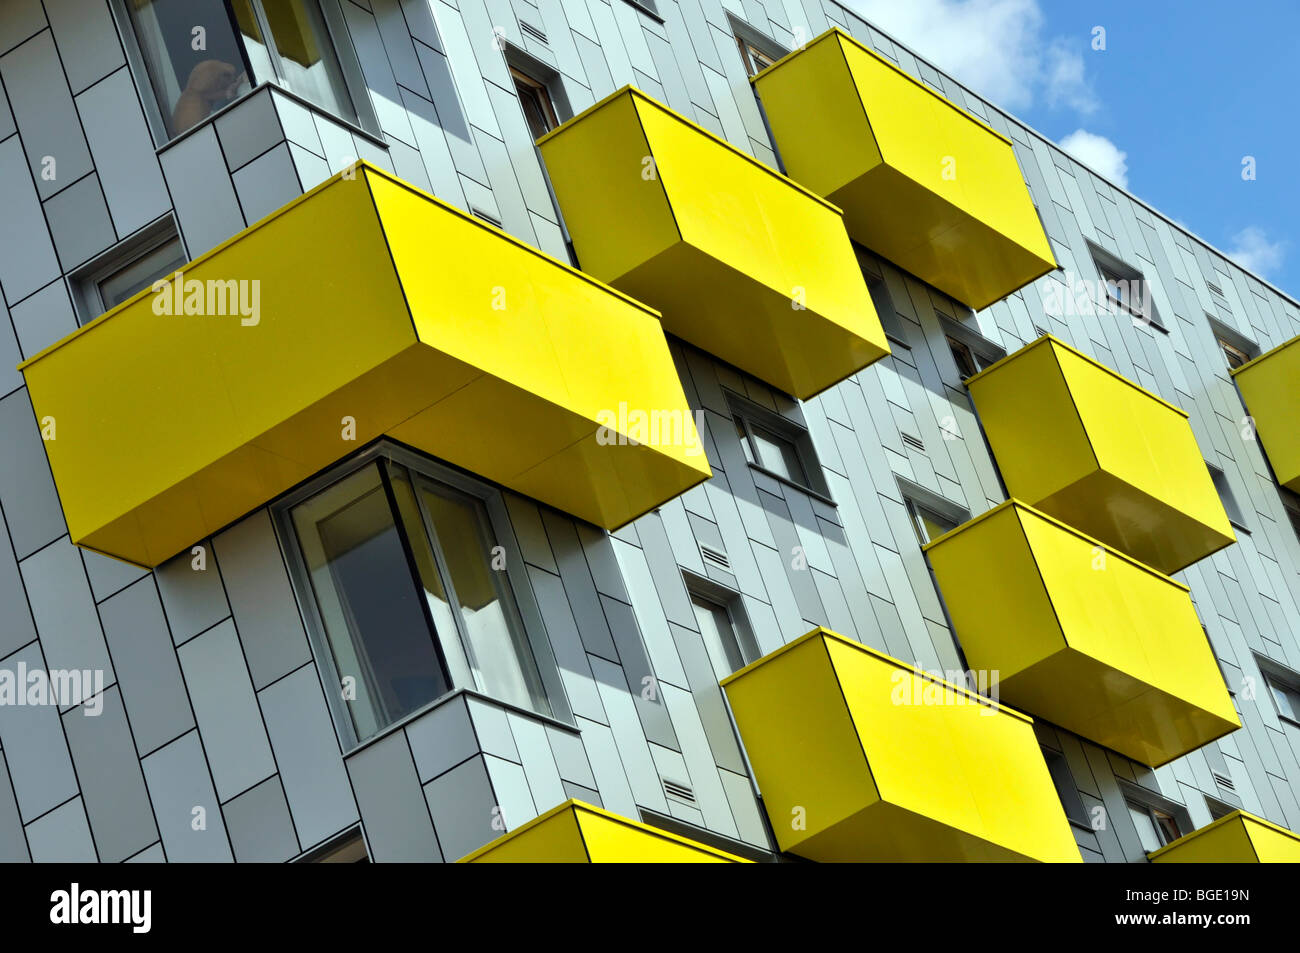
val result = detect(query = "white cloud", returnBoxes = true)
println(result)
[841,0,1096,114]
[1058,129,1128,188]
[1224,227,1286,278]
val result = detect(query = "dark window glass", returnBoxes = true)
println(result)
[511,67,559,140]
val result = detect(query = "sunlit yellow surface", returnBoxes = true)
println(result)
[967,335,1234,574]
[18,164,710,567]
[1232,335,1300,492]
[458,799,748,863]
[924,500,1240,767]
[1149,810,1300,863]
[752,28,1056,311]
[721,627,1080,862]
[537,86,889,400]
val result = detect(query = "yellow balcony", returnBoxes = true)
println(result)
[924,501,1239,767]
[967,336,1234,574]
[18,164,710,568]
[1149,810,1300,863]
[536,87,888,401]
[720,627,1080,862]
[458,799,748,863]
[752,28,1056,311]
[1232,335,1300,492]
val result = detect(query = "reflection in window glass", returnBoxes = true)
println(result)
[1127,802,1163,853]
[750,424,807,485]
[291,464,451,741]
[236,0,353,121]
[97,238,187,310]
[128,0,251,137]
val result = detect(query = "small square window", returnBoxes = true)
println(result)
[729,17,786,77]
[1266,674,1300,725]
[905,497,960,546]
[1208,316,1258,371]
[1089,244,1165,330]
[72,224,187,323]
[942,324,1002,383]
[1126,799,1182,852]
[279,448,563,746]
[510,66,560,140]
[125,0,356,139]
[730,397,827,498]
[683,575,758,681]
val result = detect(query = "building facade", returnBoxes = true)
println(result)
[0,0,1298,863]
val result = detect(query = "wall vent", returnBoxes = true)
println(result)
[1213,771,1236,792]
[901,432,925,452]
[1206,280,1225,297]
[662,778,696,805]
[700,545,730,572]
[519,20,548,44]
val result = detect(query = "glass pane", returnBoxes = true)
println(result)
[256,0,354,120]
[291,464,449,740]
[1153,809,1181,845]
[129,0,251,138]
[1271,679,1297,721]
[947,336,978,378]
[388,465,474,690]
[97,238,187,310]
[1127,803,1163,853]
[230,0,276,87]
[916,504,957,543]
[751,425,807,485]
[418,481,551,715]
[691,595,745,679]
[735,418,755,464]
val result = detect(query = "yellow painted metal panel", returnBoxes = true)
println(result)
[722,627,1080,862]
[460,799,748,862]
[1232,334,1300,492]
[967,336,1235,574]
[753,28,1056,311]
[537,86,889,400]
[19,164,710,567]
[925,501,1240,767]
[1150,811,1300,863]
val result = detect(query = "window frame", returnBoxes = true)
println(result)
[682,571,760,681]
[1042,747,1089,828]
[1119,781,1191,856]
[509,65,561,139]
[1264,672,1300,727]
[1126,798,1182,851]
[69,215,186,324]
[274,441,572,750]
[111,0,378,146]
[939,314,1005,385]
[898,479,969,549]
[1206,461,1250,533]
[1087,242,1167,332]
[856,246,911,349]
[1207,315,1259,373]
[728,15,787,77]
[727,392,832,501]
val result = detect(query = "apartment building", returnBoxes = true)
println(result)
[0,0,1298,864]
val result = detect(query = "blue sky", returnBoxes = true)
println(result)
[842,0,1298,296]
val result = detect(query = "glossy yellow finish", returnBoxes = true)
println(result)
[967,335,1234,574]
[458,799,748,863]
[1232,335,1300,492]
[721,627,1080,862]
[752,28,1056,311]
[924,500,1240,767]
[536,86,889,400]
[1150,810,1300,863]
[18,163,710,567]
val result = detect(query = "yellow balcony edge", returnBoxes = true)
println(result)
[18,161,665,372]
[535,84,844,216]
[965,333,1189,418]
[750,27,1015,149]
[720,626,1033,724]
[1229,332,1300,375]
[1147,810,1300,861]
[920,498,1194,593]
[456,798,749,862]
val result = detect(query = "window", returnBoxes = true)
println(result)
[298,828,369,862]
[905,496,959,546]
[857,248,909,347]
[683,575,759,682]
[280,450,561,745]
[730,396,828,497]
[1042,748,1088,826]
[1265,674,1300,725]
[729,17,786,77]
[1207,463,1248,531]
[1208,316,1258,371]
[1206,798,1237,821]
[1127,799,1182,852]
[946,335,989,379]
[737,36,777,75]
[1281,491,1300,543]
[1089,244,1164,330]
[71,220,187,323]
[941,315,1004,383]
[126,0,355,139]
[510,66,560,140]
